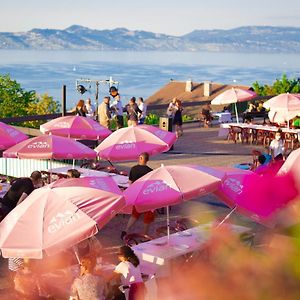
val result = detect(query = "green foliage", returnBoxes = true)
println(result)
[0,74,36,118]
[182,114,193,122]
[145,113,159,125]
[253,74,300,96]
[26,93,60,128]
[0,74,60,128]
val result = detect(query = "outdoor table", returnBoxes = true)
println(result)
[132,223,249,277]
[48,166,129,188]
[212,112,232,123]
[219,123,300,147]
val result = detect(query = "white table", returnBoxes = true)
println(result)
[48,167,129,188]
[212,112,232,123]
[132,223,249,276]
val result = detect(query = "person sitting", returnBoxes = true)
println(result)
[254,155,269,175]
[70,256,105,300]
[222,106,230,113]
[73,236,102,261]
[201,104,212,128]
[256,101,266,113]
[67,169,81,178]
[269,130,286,161]
[114,246,145,300]
[242,103,256,123]
[0,171,43,219]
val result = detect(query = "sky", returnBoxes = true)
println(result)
[1,0,300,35]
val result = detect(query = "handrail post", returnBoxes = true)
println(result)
[62,85,67,116]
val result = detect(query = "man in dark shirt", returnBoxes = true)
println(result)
[121,152,154,238]
[0,171,42,217]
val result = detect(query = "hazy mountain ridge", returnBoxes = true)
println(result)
[1,25,300,52]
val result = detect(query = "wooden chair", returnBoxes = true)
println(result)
[227,126,242,143]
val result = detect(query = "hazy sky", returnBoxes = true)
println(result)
[2,0,300,35]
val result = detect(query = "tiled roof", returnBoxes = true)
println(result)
[146,81,250,105]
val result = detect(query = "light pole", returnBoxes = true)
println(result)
[76,77,119,121]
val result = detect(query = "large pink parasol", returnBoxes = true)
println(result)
[278,148,300,192]
[40,115,111,140]
[0,176,125,258]
[0,122,28,150]
[123,165,221,214]
[95,126,176,162]
[211,87,257,123]
[199,166,298,226]
[264,93,300,127]
[3,135,96,160]
[138,124,177,148]
[263,93,300,112]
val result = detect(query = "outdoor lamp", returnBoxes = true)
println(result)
[77,84,87,94]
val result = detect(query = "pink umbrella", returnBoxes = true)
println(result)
[123,165,221,213]
[211,87,257,123]
[40,115,111,140]
[3,135,96,160]
[0,176,125,258]
[278,148,300,192]
[264,93,300,127]
[123,164,221,238]
[95,126,175,162]
[0,122,28,150]
[199,166,297,226]
[138,124,177,148]
[263,93,300,112]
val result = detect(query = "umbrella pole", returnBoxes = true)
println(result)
[72,159,75,169]
[234,103,239,124]
[216,206,237,228]
[167,205,170,243]
[49,160,53,183]
[73,246,80,264]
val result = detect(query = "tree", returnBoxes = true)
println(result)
[253,74,300,96]
[0,74,60,128]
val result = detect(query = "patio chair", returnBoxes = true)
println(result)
[123,233,153,247]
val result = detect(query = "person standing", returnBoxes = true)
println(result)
[70,256,105,300]
[0,171,43,219]
[69,100,88,117]
[121,152,154,238]
[166,97,177,118]
[173,99,183,137]
[114,246,145,300]
[85,98,96,120]
[138,97,147,125]
[110,94,124,129]
[98,96,111,129]
[126,97,142,127]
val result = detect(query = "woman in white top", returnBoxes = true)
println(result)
[269,130,286,160]
[115,246,145,300]
[85,98,96,120]
[138,97,147,124]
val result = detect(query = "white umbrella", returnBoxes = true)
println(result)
[211,87,257,124]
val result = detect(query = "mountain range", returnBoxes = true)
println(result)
[1,25,300,53]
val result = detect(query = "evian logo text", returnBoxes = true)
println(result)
[28,142,50,149]
[224,178,243,194]
[48,210,80,234]
[115,142,136,150]
[143,180,170,195]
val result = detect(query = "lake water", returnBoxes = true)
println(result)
[0,50,300,109]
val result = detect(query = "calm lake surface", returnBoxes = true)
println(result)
[0,50,300,108]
